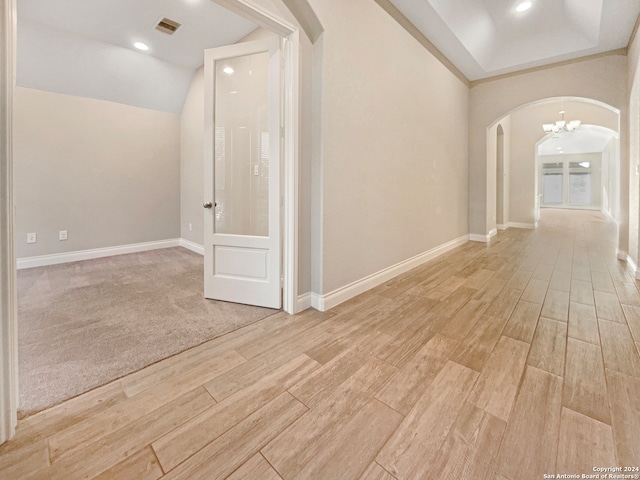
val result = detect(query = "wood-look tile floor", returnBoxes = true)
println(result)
[2,209,640,480]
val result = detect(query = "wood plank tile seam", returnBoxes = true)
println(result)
[3,209,639,479]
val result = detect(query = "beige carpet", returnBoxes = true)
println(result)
[17,247,277,416]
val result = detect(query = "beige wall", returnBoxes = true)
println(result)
[180,67,205,247]
[470,54,628,241]
[308,0,469,293]
[13,87,181,258]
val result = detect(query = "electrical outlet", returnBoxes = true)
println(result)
[27,232,37,244]
[189,223,192,232]
[59,230,68,241]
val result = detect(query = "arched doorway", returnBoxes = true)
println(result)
[486,97,621,239]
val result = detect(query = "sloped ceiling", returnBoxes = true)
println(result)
[388,0,640,81]
[17,0,258,113]
[538,125,617,156]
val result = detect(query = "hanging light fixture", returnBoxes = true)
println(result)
[542,110,581,134]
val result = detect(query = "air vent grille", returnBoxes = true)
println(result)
[156,18,181,35]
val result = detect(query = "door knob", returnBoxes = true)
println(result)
[203,202,213,209]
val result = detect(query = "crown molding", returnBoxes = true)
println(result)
[470,48,628,88]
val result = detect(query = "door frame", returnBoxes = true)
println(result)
[0,0,300,443]
[0,0,18,444]
[215,0,301,315]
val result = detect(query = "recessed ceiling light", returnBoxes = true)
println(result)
[223,66,234,74]
[516,1,532,12]
[133,42,149,51]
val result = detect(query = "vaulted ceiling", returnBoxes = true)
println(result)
[17,0,259,112]
[18,0,257,70]
[388,0,640,81]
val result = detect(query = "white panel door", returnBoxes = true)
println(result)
[203,37,281,309]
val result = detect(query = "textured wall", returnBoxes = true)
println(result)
[309,0,470,294]
[14,87,180,258]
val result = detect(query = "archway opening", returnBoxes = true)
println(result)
[486,97,621,235]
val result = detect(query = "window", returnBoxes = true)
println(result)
[568,161,592,204]
[543,173,563,204]
[539,157,598,208]
[569,173,591,204]
[542,162,563,204]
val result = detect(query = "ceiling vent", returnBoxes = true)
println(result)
[155,18,181,35]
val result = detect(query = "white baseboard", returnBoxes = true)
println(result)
[630,256,639,280]
[311,234,469,312]
[611,250,637,279]
[296,292,312,311]
[310,292,325,311]
[497,224,508,231]
[469,233,491,242]
[180,239,204,256]
[625,254,639,279]
[17,239,183,269]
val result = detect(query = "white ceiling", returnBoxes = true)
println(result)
[18,0,258,70]
[388,0,640,81]
[538,125,617,156]
[16,0,259,112]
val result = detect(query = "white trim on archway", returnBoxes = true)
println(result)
[486,96,621,131]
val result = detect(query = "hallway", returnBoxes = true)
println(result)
[0,209,638,480]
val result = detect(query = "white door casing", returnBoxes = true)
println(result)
[204,37,282,309]
[0,0,18,444]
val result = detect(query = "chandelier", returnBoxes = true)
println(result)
[542,110,581,134]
